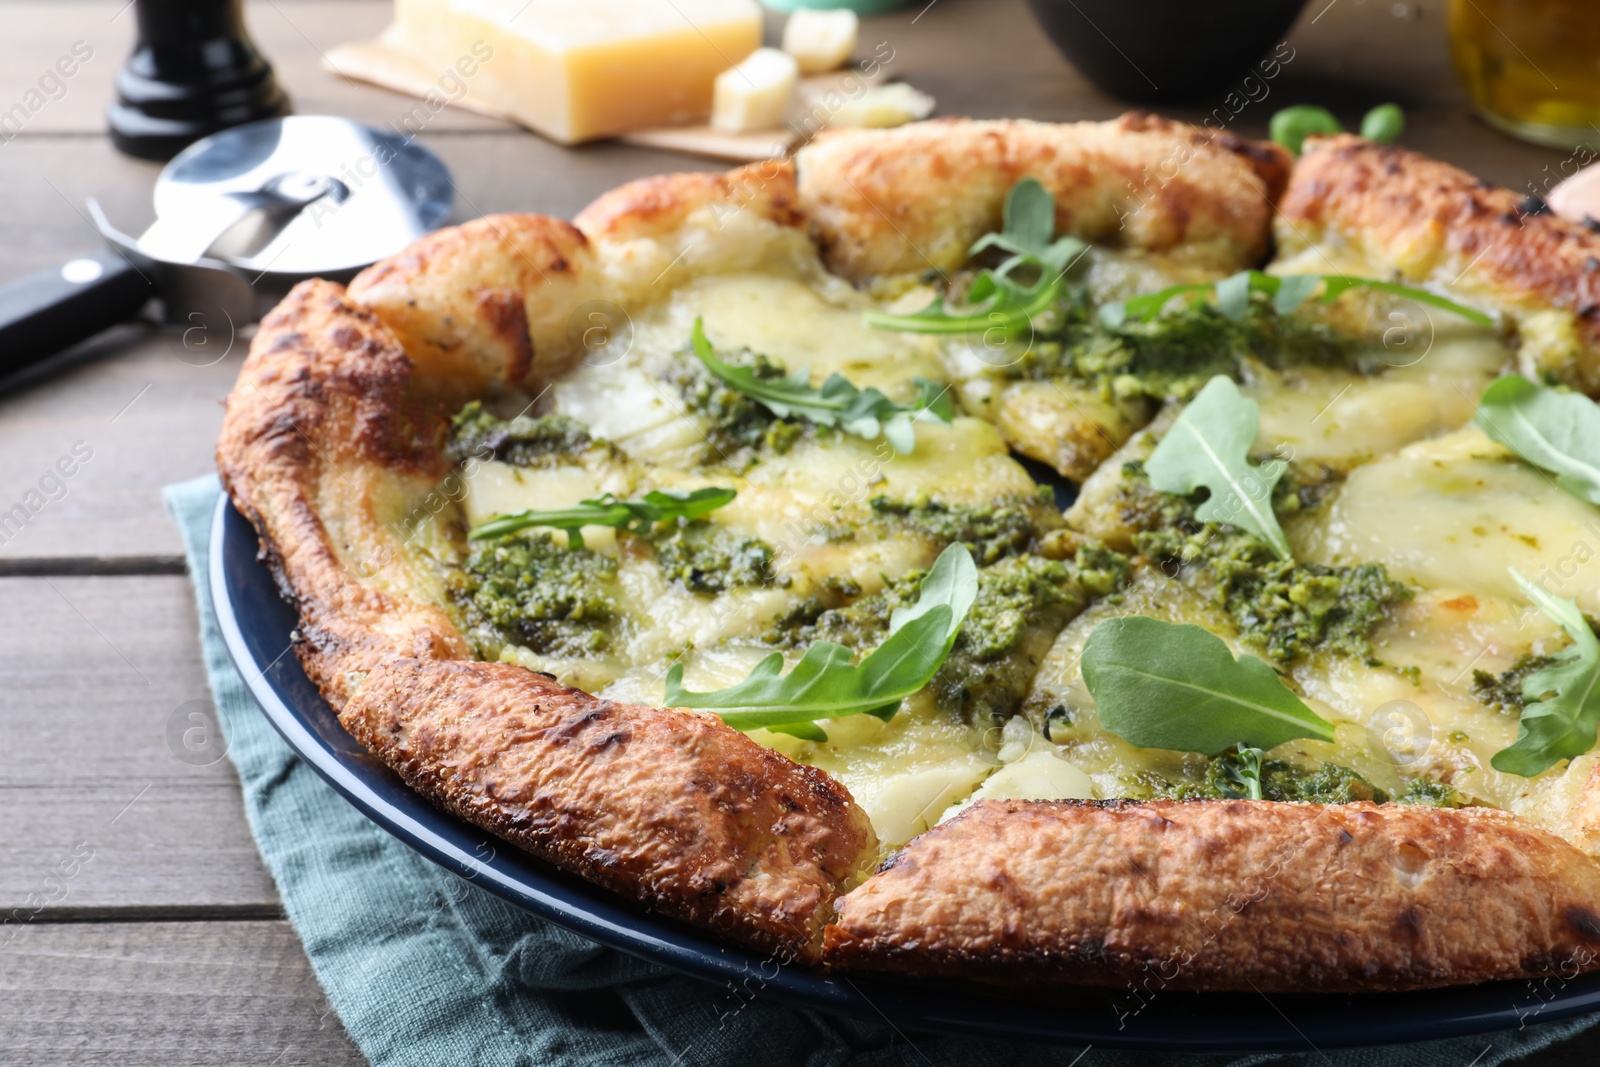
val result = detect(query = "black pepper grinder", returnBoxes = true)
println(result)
[107,0,291,161]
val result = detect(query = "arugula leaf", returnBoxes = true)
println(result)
[1081,616,1335,756]
[1473,375,1600,507]
[967,176,1087,278]
[1144,375,1292,560]
[1218,745,1266,800]
[863,177,1087,336]
[664,544,978,739]
[469,486,735,547]
[862,271,1065,337]
[690,319,951,454]
[1491,569,1600,777]
[1098,270,1492,330]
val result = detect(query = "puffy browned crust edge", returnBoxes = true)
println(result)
[346,212,601,395]
[215,279,471,708]
[795,113,1291,281]
[825,799,1600,991]
[342,658,876,962]
[574,159,803,245]
[1279,134,1600,391]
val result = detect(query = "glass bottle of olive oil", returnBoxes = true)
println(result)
[1448,0,1600,148]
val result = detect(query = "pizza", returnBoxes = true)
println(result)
[217,114,1600,991]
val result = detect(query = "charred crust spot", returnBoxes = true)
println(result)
[554,708,610,741]
[1337,829,1354,846]
[1521,194,1551,216]
[1395,906,1425,939]
[1074,936,1109,963]
[268,331,306,353]
[474,288,535,381]
[1586,257,1600,273]
[1565,905,1600,941]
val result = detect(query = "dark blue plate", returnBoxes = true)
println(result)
[211,494,1600,1050]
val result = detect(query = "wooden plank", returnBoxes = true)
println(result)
[0,328,240,563]
[0,576,280,911]
[0,921,366,1067]
[0,0,509,137]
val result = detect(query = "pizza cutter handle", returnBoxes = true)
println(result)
[0,250,155,380]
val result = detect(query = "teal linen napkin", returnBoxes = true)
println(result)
[167,473,1597,1067]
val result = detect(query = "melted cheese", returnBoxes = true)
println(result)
[551,270,944,469]
[1295,427,1600,614]
[1041,409,1600,843]
[440,241,1598,854]
[1249,335,1505,465]
[458,267,1067,846]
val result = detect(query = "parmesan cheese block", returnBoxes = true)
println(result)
[394,0,762,143]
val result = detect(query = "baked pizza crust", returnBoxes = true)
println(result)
[216,114,1600,990]
[826,799,1600,991]
[342,658,875,962]
[1278,134,1600,392]
[797,113,1291,280]
[215,280,470,708]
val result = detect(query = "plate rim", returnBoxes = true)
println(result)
[208,492,1600,1051]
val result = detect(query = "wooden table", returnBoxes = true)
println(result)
[0,1,1594,1062]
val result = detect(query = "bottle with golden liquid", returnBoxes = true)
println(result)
[1449,0,1600,148]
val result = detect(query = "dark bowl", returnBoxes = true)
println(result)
[1026,0,1311,103]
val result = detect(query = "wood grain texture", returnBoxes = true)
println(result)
[0,0,506,137]
[0,329,242,562]
[0,921,364,1067]
[0,577,279,911]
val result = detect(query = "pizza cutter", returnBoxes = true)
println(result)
[0,115,453,379]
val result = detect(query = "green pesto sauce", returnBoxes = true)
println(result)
[1122,462,1410,665]
[1395,778,1466,807]
[769,546,1127,724]
[1151,755,1386,803]
[643,520,776,595]
[1472,653,1563,714]
[664,348,806,466]
[1142,756,1464,806]
[446,401,597,467]
[868,491,1061,566]
[449,532,618,657]
[1013,291,1358,403]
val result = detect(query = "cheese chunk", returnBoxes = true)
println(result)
[781,8,857,74]
[711,48,799,133]
[828,82,936,129]
[395,0,762,143]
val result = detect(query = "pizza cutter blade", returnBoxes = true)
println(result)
[0,115,453,382]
